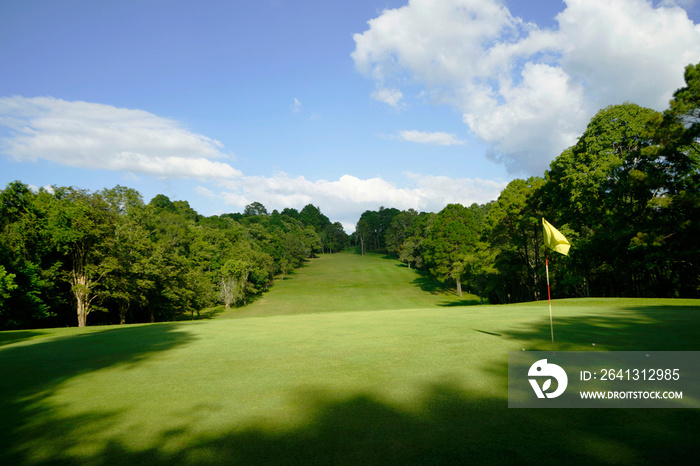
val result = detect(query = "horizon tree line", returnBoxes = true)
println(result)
[0,188,349,329]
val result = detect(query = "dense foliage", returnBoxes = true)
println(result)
[0,187,348,329]
[3,63,699,328]
[357,63,700,303]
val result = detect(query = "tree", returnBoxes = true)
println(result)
[376,207,401,251]
[2,180,349,328]
[244,202,268,217]
[304,225,325,255]
[281,207,300,219]
[101,186,153,324]
[218,259,239,310]
[0,180,35,226]
[321,223,348,254]
[299,204,330,232]
[459,241,495,303]
[355,217,370,255]
[219,275,236,309]
[281,230,309,269]
[0,182,54,329]
[48,187,116,327]
[398,237,419,269]
[385,209,418,257]
[423,204,481,297]
[542,103,663,296]
[356,210,380,252]
[486,178,546,302]
[0,265,17,310]
[219,259,250,308]
[148,194,177,213]
[173,200,200,222]
[642,63,700,296]
[144,203,200,323]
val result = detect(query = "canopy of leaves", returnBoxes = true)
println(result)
[0,189,338,328]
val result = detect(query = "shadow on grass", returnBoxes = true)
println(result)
[5,378,699,465]
[349,248,393,258]
[0,330,46,347]
[291,258,313,270]
[411,273,452,295]
[439,298,483,307]
[412,273,484,307]
[192,306,227,320]
[0,323,196,464]
[4,302,700,464]
[498,303,700,351]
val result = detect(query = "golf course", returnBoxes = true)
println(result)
[1,249,699,465]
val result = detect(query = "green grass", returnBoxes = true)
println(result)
[217,249,483,319]
[1,250,699,464]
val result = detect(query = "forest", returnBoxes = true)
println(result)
[356,63,700,304]
[0,189,349,329]
[1,62,699,329]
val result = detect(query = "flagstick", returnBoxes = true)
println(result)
[545,249,554,344]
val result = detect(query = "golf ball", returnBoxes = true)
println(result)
[592,343,595,346]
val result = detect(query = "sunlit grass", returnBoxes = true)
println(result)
[1,251,699,464]
[218,249,483,319]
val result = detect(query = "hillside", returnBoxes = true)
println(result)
[217,248,482,319]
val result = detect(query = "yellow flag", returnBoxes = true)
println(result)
[542,218,571,255]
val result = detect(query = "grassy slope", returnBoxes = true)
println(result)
[1,251,700,464]
[217,249,482,319]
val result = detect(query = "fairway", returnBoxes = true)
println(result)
[1,252,700,464]
[218,249,481,319]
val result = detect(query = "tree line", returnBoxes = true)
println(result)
[2,62,699,328]
[0,188,349,329]
[354,63,700,304]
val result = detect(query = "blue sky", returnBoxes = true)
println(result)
[2,0,700,231]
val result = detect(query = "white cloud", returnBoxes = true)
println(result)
[0,96,241,179]
[215,171,507,232]
[352,0,517,85]
[194,185,216,199]
[404,171,507,206]
[555,0,700,110]
[463,63,587,173]
[371,86,404,107]
[352,0,700,175]
[291,97,302,113]
[0,95,507,230]
[398,130,466,145]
